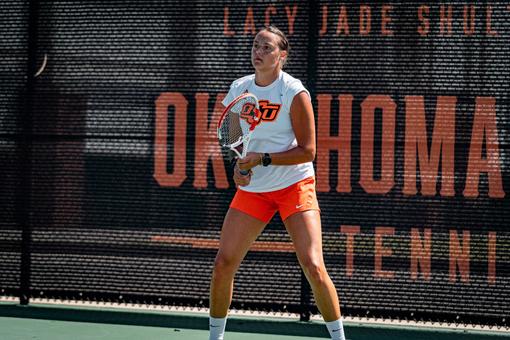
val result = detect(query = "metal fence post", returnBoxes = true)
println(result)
[18,0,40,306]
[298,0,320,323]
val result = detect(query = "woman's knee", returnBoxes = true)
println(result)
[212,253,239,280]
[301,258,327,286]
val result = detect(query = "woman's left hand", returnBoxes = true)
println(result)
[238,152,262,172]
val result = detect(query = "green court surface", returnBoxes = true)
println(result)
[0,317,323,340]
[0,302,508,340]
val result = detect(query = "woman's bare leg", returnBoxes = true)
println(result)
[209,208,267,317]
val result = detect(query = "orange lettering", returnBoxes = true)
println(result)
[285,5,298,35]
[449,230,470,283]
[410,228,431,281]
[404,96,456,196]
[381,5,393,36]
[258,100,282,121]
[488,231,496,285]
[244,7,256,35]
[417,5,430,36]
[193,93,229,189]
[440,5,453,35]
[360,95,396,194]
[154,92,187,187]
[486,6,498,36]
[374,227,395,279]
[320,5,328,36]
[359,5,371,35]
[341,225,360,277]
[463,5,475,35]
[464,97,505,198]
[265,5,276,27]
[336,6,350,35]
[223,7,235,36]
[316,94,352,193]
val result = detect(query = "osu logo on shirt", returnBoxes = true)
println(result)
[239,100,281,124]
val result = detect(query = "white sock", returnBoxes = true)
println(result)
[209,316,227,340]
[325,318,346,340]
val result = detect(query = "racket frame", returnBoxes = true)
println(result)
[217,93,261,168]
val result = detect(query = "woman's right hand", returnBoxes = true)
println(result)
[233,162,251,187]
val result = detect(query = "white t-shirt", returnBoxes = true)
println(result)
[222,71,315,193]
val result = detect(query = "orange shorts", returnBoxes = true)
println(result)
[230,176,320,223]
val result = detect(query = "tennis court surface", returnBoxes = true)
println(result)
[0,302,508,340]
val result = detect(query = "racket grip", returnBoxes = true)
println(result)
[239,169,249,176]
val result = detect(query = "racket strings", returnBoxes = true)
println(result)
[219,96,257,147]
[219,110,242,146]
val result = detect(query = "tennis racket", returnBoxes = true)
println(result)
[217,93,261,175]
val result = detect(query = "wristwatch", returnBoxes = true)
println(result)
[261,153,272,167]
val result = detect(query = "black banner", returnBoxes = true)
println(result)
[1,1,508,326]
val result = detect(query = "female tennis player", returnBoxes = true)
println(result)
[209,26,346,340]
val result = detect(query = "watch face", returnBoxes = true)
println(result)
[262,153,271,166]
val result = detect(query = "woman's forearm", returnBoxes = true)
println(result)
[262,145,315,166]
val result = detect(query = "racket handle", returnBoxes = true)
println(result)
[239,169,249,176]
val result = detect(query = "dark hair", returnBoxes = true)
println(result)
[261,25,290,67]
